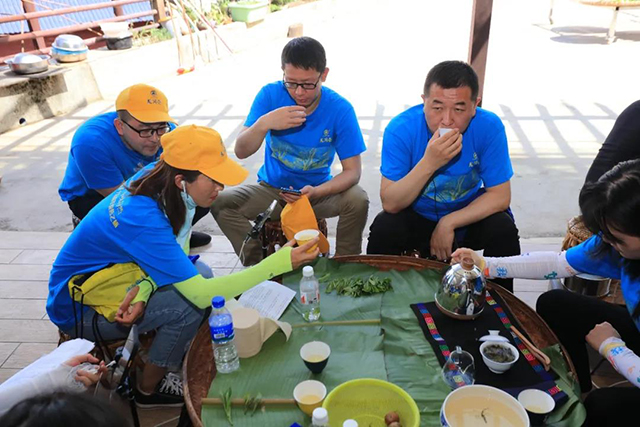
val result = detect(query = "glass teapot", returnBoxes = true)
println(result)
[435,257,486,320]
[441,346,475,389]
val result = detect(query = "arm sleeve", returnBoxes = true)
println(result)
[380,128,413,181]
[477,120,513,188]
[244,85,273,127]
[333,103,366,160]
[0,364,86,416]
[484,251,580,279]
[130,276,157,305]
[174,247,293,309]
[599,337,640,389]
[71,137,125,191]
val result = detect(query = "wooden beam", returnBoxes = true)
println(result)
[112,0,126,16]
[0,10,156,43]
[467,0,493,106]
[20,0,46,51]
[0,0,146,23]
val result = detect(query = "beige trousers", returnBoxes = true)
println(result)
[211,182,369,265]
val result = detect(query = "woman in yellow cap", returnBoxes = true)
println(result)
[47,125,319,407]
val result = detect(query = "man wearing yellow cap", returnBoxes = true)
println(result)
[48,125,318,407]
[58,84,211,247]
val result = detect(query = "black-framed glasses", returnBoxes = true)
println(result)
[282,73,322,90]
[122,120,170,138]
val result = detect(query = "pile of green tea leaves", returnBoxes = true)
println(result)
[325,275,392,297]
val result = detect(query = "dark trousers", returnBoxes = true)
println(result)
[584,387,640,427]
[68,191,105,221]
[583,387,640,426]
[366,208,520,291]
[68,191,210,223]
[537,290,640,392]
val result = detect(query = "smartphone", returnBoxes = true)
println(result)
[280,187,302,195]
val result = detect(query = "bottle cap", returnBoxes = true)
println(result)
[303,265,314,277]
[312,407,329,424]
[211,296,225,308]
[343,420,358,427]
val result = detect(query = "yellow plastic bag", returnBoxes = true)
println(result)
[68,263,147,322]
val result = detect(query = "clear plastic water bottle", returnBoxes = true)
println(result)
[300,266,320,322]
[209,296,240,373]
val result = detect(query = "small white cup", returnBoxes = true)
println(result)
[439,127,452,136]
[480,341,519,374]
[293,380,326,416]
[518,389,555,426]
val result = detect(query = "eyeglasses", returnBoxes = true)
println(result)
[282,74,322,91]
[122,120,170,138]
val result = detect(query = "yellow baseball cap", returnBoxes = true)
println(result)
[161,125,248,186]
[115,84,177,124]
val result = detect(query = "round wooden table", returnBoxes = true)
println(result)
[182,255,577,426]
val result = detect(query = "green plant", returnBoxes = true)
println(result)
[208,0,231,24]
[132,25,172,46]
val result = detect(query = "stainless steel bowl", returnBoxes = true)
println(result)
[52,34,87,52]
[563,274,611,298]
[6,54,50,74]
[51,47,88,63]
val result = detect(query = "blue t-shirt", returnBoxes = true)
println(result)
[245,82,366,189]
[58,112,163,202]
[381,105,513,221]
[567,235,640,331]
[47,164,198,331]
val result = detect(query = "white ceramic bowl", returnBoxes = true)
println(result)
[441,384,529,427]
[480,341,519,374]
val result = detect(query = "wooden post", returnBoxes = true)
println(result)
[112,0,125,16]
[467,0,493,106]
[20,0,46,51]
[151,0,167,23]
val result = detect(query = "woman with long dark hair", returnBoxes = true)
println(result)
[47,125,319,408]
[453,159,640,425]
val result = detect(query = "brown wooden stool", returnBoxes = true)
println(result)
[561,216,624,305]
[260,219,328,259]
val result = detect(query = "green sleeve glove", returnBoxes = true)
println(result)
[174,247,294,309]
[131,276,157,305]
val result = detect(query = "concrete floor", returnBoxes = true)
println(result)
[1,0,638,424]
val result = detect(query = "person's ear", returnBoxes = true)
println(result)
[320,67,330,82]
[114,118,124,136]
[475,96,482,108]
[174,174,185,190]
[421,94,427,104]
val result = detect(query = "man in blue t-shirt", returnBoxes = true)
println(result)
[58,84,211,247]
[211,37,368,265]
[366,61,520,291]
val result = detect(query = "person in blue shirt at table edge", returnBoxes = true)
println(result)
[453,159,640,426]
[57,83,211,248]
[367,60,520,291]
[211,36,369,265]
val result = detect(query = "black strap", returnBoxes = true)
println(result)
[92,312,114,362]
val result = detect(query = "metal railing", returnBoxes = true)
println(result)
[1,0,166,63]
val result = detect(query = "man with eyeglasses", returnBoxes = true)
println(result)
[212,36,368,265]
[58,84,212,247]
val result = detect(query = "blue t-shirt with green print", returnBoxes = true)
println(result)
[381,105,512,221]
[245,82,365,189]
